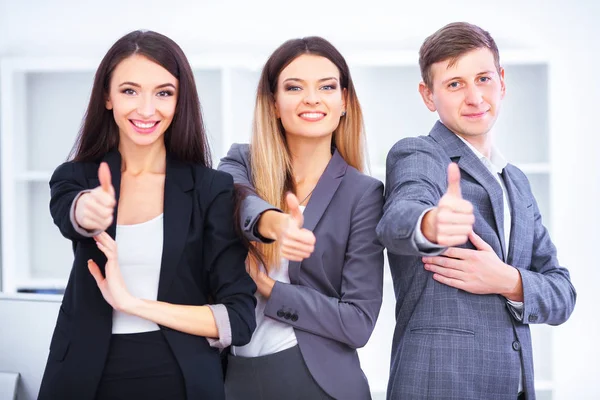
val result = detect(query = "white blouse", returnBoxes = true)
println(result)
[111,213,164,334]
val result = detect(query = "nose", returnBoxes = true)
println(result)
[137,95,156,118]
[464,84,483,106]
[303,88,320,105]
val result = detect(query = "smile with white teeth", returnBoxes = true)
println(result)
[131,120,158,129]
[299,112,325,119]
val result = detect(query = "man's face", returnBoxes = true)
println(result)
[419,48,505,140]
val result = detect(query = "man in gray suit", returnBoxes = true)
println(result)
[377,22,576,400]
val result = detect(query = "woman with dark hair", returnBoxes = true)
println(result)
[219,36,384,400]
[38,30,256,400]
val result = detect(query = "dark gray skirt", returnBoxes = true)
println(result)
[225,345,334,400]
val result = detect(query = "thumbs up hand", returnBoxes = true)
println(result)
[74,162,117,232]
[279,192,316,262]
[421,163,475,246]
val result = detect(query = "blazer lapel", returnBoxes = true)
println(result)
[501,166,528,267]
[288,150,347,284]
[157,156,194,300]
[430,121,507,259]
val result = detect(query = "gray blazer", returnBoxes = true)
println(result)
[377,122,576,400]
[219,144,384,400]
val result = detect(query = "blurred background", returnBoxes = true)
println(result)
[0,0,598,399]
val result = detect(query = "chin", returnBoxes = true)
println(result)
[125,134,163,148]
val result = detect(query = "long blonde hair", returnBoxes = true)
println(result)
[249,37,366,271]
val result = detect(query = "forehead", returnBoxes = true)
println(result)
[111,54,177,86]
[278,54,340,82]
[429,47,497,83]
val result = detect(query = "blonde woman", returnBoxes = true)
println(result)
[219,37,384,400]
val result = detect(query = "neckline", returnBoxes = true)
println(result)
[117,213,164,228]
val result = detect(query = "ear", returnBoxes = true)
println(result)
[105,95,113,111]
[499,67,506,99]
[418,82,437,112]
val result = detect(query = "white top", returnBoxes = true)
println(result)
[231,206,306,357]
[112,213,164,334]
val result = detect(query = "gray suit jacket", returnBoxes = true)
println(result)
[377,122,576,400]
[219,144,384,400]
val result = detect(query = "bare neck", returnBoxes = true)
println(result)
[118,140,167,176]
[287,135,332,184]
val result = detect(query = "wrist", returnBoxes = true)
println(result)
[119,294,143,314]
[501,265,524,301]
[259,274,276,298]
[258,210,285,240]
[421,208,438,243]
[74,193,88,228]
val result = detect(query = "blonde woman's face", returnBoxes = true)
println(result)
[274,54,346,140]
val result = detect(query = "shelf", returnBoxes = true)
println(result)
[16,278,66,292]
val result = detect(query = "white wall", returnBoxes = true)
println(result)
[1,0,598,398]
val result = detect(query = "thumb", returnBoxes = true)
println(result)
[87,259,104,285]
[446,162,462,198]
[286,192,303,228]
[469,231,492,251]
[98,162,114,195]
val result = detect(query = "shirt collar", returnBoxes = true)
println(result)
[455,134,508,174]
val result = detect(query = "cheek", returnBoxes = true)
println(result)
[277,101,297,121]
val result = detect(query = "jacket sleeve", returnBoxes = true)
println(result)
[203,172,257,346]
[263,180,385,349]
[518,183,576,326]
[217,143,281,242]
[376,138,448,257]
[49,162,96,242]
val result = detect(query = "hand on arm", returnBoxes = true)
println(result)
[74,162,116,232]
[421,163,475,247]
[248,193,316,297]
[422,231,523,301]
[87,232,219,338]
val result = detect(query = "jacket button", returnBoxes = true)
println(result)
[291,314,298,322]
[244,216,251,228]
[284,312,291,320]
[512,341,521,351]
[528,314,538,323]
[277,310,284,318]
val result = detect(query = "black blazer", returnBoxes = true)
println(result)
[38,150,257,400]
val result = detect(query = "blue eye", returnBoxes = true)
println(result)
[285,85,302,92]
[479,76,491,83]
[448,82,460,89]
[321,84,337,90]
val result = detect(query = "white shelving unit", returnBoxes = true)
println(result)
[0,50,554,398]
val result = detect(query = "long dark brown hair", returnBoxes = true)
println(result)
[70,30,211,166]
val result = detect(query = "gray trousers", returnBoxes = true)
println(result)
[225,345,334,400]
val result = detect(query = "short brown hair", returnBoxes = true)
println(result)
[419,22,500,89]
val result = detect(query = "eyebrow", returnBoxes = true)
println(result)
[442,70,496,85]
[282,77,339,84]
[118,82,177,90]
